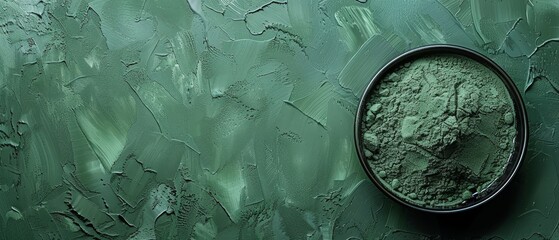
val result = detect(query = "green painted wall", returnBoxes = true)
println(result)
[0,0,557,239]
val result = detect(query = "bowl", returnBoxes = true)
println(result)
[354,44,528,213]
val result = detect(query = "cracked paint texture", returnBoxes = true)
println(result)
[0,0,558,239]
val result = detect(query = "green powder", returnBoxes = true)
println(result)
[361,54,517,209]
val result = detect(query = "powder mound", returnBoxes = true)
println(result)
[362,54,517,209]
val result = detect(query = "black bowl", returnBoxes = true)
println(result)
[354,44,528,213]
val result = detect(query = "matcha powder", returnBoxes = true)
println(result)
[361,54,517,208]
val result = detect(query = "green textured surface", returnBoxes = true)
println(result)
[0,0,558,239]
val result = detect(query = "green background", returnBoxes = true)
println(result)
[0,0,558,239]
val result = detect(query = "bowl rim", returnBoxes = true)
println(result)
[353,44,529,213]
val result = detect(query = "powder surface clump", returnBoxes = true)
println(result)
[361,54,517,208]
